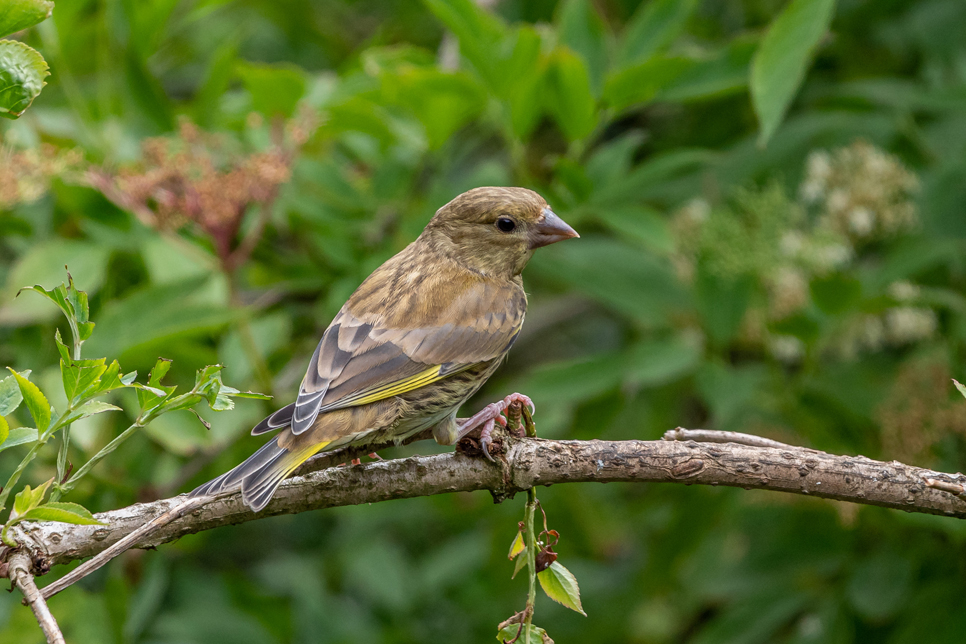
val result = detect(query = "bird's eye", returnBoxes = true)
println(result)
[496,217,516,233]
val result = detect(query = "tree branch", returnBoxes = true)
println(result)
[7,552,65,644]
[6,436,966,600]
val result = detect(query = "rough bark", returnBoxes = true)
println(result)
[10,436,966,578]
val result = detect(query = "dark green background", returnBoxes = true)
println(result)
[3,0,966,642]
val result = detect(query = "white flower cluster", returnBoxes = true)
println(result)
[830,281,937,359]
[799,142,919,243]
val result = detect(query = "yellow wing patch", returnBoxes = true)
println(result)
[326,365,444,409]
[317,363,475,412]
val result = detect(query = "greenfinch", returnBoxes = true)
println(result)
[191,187,578,511]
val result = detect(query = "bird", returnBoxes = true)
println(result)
[190,186,578,512]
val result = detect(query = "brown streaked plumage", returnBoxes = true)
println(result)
[191,187,578,511]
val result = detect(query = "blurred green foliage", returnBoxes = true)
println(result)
[2,0,966,642]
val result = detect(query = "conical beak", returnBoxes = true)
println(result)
[529,208,579,249]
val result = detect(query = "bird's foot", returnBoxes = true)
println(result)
[457,393,534,461]
[338,452,382,467]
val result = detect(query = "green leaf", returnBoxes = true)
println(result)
[496,623,551,643]
[0,427,38,453]
[954,379,966,400]
[502,26,545,139]
[618,0,698,66]
[604,55,694,111]
[0,0,53,38]
[846,550,912,621]
[557,0,609,96]
[810,274,862,315]
[383,68,486,149]
[512,546,528,579]
[18,502,106,526]
[538,561,586,615]
[81,278,235,358]
[655,36,758,103]
[625,337,702,388]
[54,329,71,364]
[544,48,596,142]
[422,0,506,89]
[237,61,307,118]
[66,271,94,341]
[149,358,173,388]
[61,358,108,403]
[8,368,50,433]
[0,414,7,445]
[61,400,121,425]
[696,272,754,345]
[751,0,836,146]
[508,531,525,560]
[4,241,109,327]
[0,39,48,119]
[228,390,272,401]
[0,373,24,416]
[19,282,71,321]
[11,477,52,520]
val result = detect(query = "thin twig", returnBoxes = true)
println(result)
[924,478,966,499]
[662,427,796,449]
[38,496,206,600]
[8,552,65,644]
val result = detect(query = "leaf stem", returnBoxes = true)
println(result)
[54,310,84,499]
[0,442,46,513]
[523,487,538,644]
[58,422,143,496]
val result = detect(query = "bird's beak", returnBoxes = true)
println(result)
[530,208,579,249]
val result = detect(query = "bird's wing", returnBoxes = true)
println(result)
[254,276,525,436]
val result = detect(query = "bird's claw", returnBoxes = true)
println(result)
[480,418,496,462]
[502,392,535,417]
[456,392,535,460]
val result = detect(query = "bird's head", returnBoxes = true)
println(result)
[423,187,579,278]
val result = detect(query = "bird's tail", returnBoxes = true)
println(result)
[190,436,329,512]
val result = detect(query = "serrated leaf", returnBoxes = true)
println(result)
[211,393,234,411]
[19,502,105,526]
[0,0,54,38]
[508,531,525,560]
[87,360,122,397]
[751,0,836,146]
[62,358,107,402]
[537,561,586,615]
[230,390,272,400]
[54,329,72,363]
[0,414,7,445]
[62,400,121,425]
[0,374,24,416]
[66,271,94,341]
[0,427,38,453]
[149,358,173,388]
[12,478,52,519]
[954,379,966,400]
[19,283,71,319]
[8,368,50,432]
[0,39,49,119]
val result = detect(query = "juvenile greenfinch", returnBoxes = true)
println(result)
[191,187,578,511]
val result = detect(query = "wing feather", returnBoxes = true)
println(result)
[280,262,526,435]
